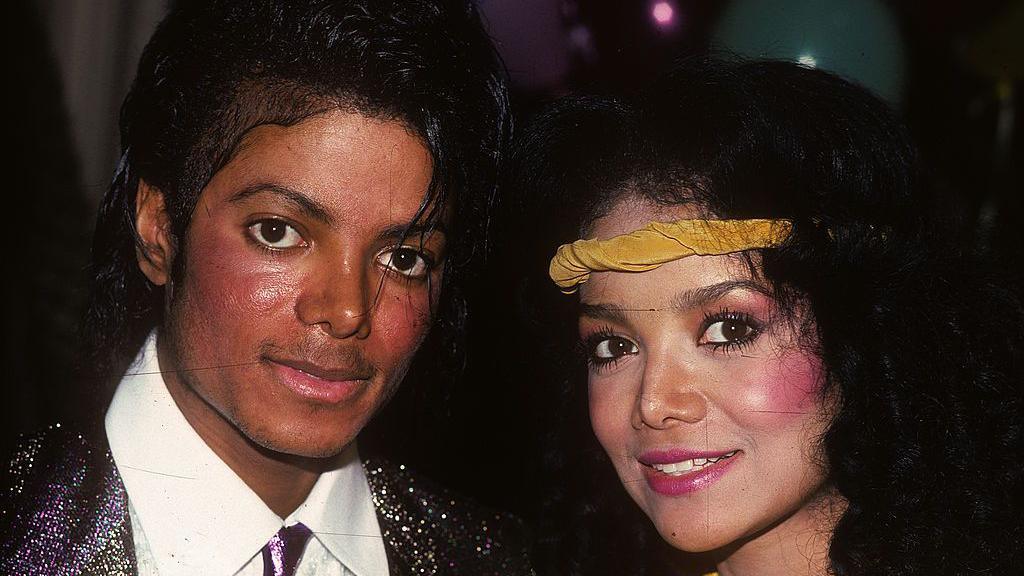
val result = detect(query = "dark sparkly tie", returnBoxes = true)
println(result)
[261,523,313,576]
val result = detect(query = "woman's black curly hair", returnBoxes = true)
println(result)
[82,0,509,404]
[512,58,1023,575]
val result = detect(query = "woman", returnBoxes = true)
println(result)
[513,59,1023,575]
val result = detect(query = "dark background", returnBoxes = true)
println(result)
[5,0,1022,530]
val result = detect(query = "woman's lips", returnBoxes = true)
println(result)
[267,358,371,404]
[638,448,742,496]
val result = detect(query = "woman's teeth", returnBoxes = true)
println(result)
[650,451,738,475]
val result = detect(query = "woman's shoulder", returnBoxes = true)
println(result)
[362,457,534,576]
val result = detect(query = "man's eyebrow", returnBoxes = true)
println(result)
[579,279,769,321]
[376,221,448,244]
[228,184,333,226]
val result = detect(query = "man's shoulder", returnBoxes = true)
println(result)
[2,424,109,512]
[363,457,534,576]
[3,423,107,479]
[1,424,135,575]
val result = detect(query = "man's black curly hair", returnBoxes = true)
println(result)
[83,0,509,396]
[512,58,1023,575]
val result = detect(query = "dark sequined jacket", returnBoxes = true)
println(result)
[0,427,534,575]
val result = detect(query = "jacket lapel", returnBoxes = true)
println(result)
[1,427,137,575]
[77,460,136,575]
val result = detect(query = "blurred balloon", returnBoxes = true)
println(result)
[713,0,907,106]
[652,1,676,27]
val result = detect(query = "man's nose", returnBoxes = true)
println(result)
[632,353,707,430]
[295,258,372,340]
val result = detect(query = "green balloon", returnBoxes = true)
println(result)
[713,0,907,106]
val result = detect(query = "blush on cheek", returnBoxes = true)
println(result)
[374,291,435,353]
[186,229,296,317]
[246,270,300,311]
[250,281,288,309]
[737,351,824,425]
[395,291,435,331]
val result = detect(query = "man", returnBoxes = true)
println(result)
[1,1,529,574]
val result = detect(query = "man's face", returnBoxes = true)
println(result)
[139,109,441,458]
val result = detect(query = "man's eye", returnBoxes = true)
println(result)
[702,318,756,345]
[592,336,639,361]
[248,219,305,249]
[376,247,433,279]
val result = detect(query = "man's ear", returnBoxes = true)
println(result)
[135,180,175,286]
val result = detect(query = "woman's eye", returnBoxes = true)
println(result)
[248,219,305,249]
[377,247,433,279]
[592,336,639,362]
[702,318,755,345]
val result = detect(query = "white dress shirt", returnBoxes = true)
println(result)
[105,332,390,576]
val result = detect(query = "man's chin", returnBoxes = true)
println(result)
[242,422,361,460]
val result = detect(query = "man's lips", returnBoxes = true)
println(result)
[265,356,374,404]
[266,356,374,382]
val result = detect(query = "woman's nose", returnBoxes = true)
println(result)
[295,258,372,340]
[632,357,708,430]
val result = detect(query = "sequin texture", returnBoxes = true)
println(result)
[1,427,534,575]
[363,459,534,576]
[1,425,137,575]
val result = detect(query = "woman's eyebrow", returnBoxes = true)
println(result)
[579,279,769,320]
[228,183,333,225]
[578,302,630,324]
[670,279,769,311]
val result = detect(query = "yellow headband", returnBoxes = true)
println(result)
[549,219,792,293]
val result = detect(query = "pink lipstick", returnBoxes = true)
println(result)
[638,448,741,496]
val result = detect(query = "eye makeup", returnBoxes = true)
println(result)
[578,300,769,369]
[698,307,764,353]
[580,326,639,371]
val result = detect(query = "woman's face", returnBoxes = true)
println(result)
[580,196,833,553]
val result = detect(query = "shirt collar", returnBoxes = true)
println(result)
[287,449,390,576]
[105,331,389,576]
